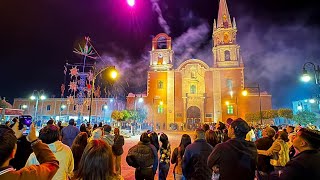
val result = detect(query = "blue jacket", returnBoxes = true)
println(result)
[182,139,213,180]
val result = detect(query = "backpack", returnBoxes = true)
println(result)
[270,140,290,167]
[126,143,154,168]
[175,147,183,175]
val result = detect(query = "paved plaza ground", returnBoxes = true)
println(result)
[121,130,195,180]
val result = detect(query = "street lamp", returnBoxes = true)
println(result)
[301,62,320,85]
[88,66,118,123]
[59,104,66,120]
[133,95,143,135]
[242,84,262,125]
[152,96,162,131]
[103,104,108,123]
[30,90,46,122]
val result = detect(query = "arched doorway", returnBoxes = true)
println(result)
[187,106,201,130]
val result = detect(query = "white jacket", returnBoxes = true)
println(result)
[25,141,74,180]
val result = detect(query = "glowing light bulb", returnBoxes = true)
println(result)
[127,0,135,7]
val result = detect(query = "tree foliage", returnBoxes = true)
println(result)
[245,112,260,122]
[111,110,124,121]
[121,110,131,121]
[278,108,293,119]
[262,110,278,119]
[293,111,317,126]
[0,100,9,108]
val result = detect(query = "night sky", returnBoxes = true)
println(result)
[1,0,320,108]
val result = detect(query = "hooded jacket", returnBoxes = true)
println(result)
[25,141,74,180]
[182,139,213,180]
[102,132,115,146]
[207,138,258,180]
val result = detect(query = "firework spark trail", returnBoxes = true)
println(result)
[150,0,170,34]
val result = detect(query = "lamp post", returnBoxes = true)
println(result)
[103,104,108,123]
[30,90,46,123]
[133,95,143,135]
[242,84,262,125]
[88,66,118,123]
[59,104,66,121]
[301,62,320,85]
[152,97,163,131]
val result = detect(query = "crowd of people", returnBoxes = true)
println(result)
[0,117,320,180]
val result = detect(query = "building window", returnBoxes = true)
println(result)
[19,105,22,109]
[227,105,234,114]
[158,80,164,89]
[87,106,90,111]
[225,50,231,61]
[73,105,77,111]
[46,105,51,111]
[190,85,196,94]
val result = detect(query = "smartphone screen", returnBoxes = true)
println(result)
[23,125,30,135]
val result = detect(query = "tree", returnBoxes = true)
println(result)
[111,110,124,122]
[245,112,260,123]
[121,110,131,121]
[293,111,317,126]
[0,100,9,108]
[278,108,293,124]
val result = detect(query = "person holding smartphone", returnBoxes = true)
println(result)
[0,121,59,179]
[9,116,33,170]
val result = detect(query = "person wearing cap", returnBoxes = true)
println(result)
[61,119,80,147]
[182,128,213,180]
[270,128,320,179]
[208,118,258,180]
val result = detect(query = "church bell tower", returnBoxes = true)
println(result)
[212,0,244,68]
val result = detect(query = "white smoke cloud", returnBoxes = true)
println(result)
[173,22,212,66]
[150,0,171,34]
[237,17,320,108]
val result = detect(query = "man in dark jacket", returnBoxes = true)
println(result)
[255,126,276,178]
[208,118,258,180]
[270,128,320,180]
[126,132,158,180]
[182,128,213,180]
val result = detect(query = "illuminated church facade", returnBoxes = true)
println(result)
[127,0,272,127]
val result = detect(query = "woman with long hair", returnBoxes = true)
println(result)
[159,133,171,180]
[171,134,191,180]
[72,139,123,180]
[149,131,160,152]
[71,132,88,172]
[205,130,219,148]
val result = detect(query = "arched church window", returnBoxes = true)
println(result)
[158,81,164,89]
[225,50,231,61]
[190,85,196,94]
[157,36,167,49]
